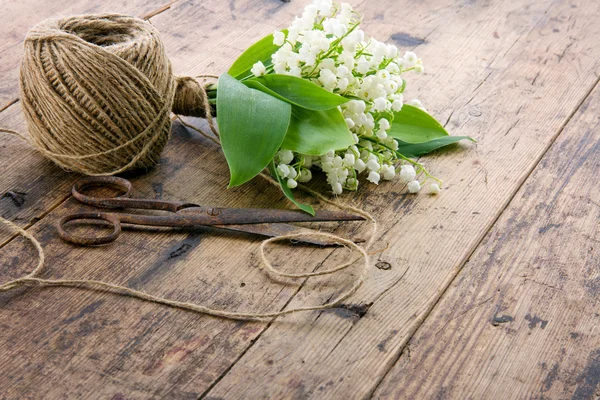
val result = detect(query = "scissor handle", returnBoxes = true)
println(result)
[72,176,133,207]
[58,212,121,246]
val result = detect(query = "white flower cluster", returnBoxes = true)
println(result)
[255,0,440,195]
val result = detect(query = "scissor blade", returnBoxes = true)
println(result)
[182,207,365,225]
[211,223,345,246]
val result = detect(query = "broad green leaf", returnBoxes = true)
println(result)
[245,74,348,110]
[395,136,475,158]
[217,73,291,187]
[243,79,290,105]
[228,31,286,80]
[388,104,449,143]
[281,106,355,156]
[268,161,315,215]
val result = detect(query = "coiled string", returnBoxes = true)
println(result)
[0,14,379,321]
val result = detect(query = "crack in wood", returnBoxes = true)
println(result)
[0,98,18,114]
[434,295,496,334]
[367,73,600,400]
[523,277,562,291]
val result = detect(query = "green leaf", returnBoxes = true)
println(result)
[395,136,476,158]
[388,104,449,143]
[268,161,315,215]
[281,106,355,156]
[217,73,291,187]
[245,75,348,110]
[228,31,286,80]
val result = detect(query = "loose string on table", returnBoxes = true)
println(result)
[0,216,371,321]
[0,145,378,322]
[0,178,377,321]
[0,78,378,320]
[0,13,379,320]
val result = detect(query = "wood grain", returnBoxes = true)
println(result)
[0,122,363,398]
[0,0,174,238]
[0,0,171,107]
[1,0,600,398]
[200,0,600,398]
[1,5,360,397]
[373,74,600,400]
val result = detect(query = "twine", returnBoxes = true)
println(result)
[15,13,212,175]
[1,14,380,321]
[0,209,374,321]
[2,97,378,319]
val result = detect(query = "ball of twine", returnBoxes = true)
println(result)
[19,13,209,176]
[3,14,381,321]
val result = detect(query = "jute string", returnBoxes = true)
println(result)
[0,14,379,321]
[14,13,217,175]
[0,165,377,321]
[1,115,378,321]
[0,217,373,321]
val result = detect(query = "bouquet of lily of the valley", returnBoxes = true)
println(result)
[204,0,474,214]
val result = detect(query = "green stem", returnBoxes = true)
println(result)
[360,137,443,185]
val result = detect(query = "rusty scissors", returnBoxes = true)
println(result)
[58,176,365,246]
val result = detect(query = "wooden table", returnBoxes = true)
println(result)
[1,0,599,398]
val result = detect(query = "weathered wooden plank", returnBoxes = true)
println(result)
[0,108,71,237]
[0,6,351,399]
[373,76,600,400]
[0,0,171,106]
[1,0,599,398]
[201,0,600,398]
[0,121,359,398]
[0,1,363,397]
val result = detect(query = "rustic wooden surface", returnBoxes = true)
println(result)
[373,76,600,399]
[1,0,599,399]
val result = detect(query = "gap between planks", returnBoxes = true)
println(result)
[365,73,600,399]
[2,1,596,396]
